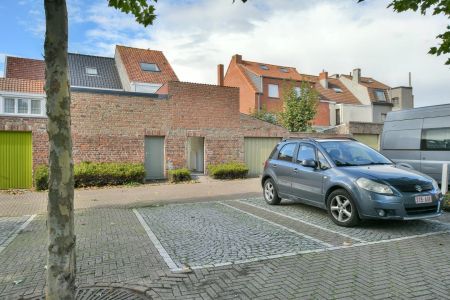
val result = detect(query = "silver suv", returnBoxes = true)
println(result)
[262,138,443,227]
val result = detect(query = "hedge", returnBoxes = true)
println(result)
[34,162,145,191]
[168,168,192,183]
[207,162,249,179]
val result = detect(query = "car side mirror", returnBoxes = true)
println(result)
[301,159,318,168]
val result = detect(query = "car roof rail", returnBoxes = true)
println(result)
[281,136,356,142]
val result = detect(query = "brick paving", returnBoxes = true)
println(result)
[0,216,30,248]
[0,195,449,299]
[243,198,450,242]
[0,178,261,217]
[136,202,325,270]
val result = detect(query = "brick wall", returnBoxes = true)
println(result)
[3,81,345,180]
[0,116,47,168]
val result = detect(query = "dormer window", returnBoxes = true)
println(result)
[279,67,289,73]
[374,90,386,101]
[259,64,269,70]
[140,62,160,72]
[332,87,343,93]
[85,67,98,76]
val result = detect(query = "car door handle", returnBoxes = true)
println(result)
[293,168,298,173]
[272,164,278,168]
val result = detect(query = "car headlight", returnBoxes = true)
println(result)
[356,178,393,195]
[432,179,440,192]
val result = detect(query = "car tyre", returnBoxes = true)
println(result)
[327,189,360,227]
[263,178,281,205]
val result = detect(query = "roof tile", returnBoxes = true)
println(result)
[240,60,303,81]
[0,78,45,94]
[5,56,45,81]
[116,45,179,84]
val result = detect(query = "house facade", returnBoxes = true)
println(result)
[223,55,414,127]
[222,55,414,149]
[222,54,331,126]
[1,46,306,189]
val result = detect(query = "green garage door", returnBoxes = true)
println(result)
[354,134,380,150]
[0,131,32,189]
[244,137,281,177]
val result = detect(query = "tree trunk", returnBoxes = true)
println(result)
[44,0,76,299]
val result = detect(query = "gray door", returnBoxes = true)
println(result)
[145,136,165,180]
[291,143,324,204]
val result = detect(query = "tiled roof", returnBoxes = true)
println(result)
[341,75,390,90]
[240,60,303,81]
[314,78,361,105]
[68,53,123,90]
[0,78,45,94]
[341,75,391,102]
[116,45,179,84]
[5,56,45,80]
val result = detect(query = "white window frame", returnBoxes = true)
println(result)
[294,87,302,98]
[85,67,98,76]
[0,93,46,117]
[268,84,279,98]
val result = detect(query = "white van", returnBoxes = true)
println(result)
[380,104,450,183]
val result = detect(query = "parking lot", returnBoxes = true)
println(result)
[135,199,450,272]
[1,191,450,299]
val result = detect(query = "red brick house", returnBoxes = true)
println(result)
[0,46,300,189]
[222,54,331,126]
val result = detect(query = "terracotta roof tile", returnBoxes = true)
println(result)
[116,45,178,84]
[240,60,303,81]
[341,75,390,102]
[0,78,45,94]
[5,56,45,81]
[314,77,361,105]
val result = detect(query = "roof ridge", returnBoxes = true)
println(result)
[242,59,297,70]
[6,55,44,62]
[68,52,115,60]
[116,45,164,53]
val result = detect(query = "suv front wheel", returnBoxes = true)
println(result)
[263,178,281,205]
[327,189,360,227]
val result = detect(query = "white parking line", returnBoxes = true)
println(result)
[221,202,334,248]
[132,209,183,272]
[0,214,36,255]
[236,200,367,243]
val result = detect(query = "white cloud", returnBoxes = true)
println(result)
[58,0,450,106]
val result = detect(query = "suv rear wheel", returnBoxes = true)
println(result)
[327,189,360,227]
[263,178,281,205]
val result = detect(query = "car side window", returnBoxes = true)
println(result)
[277,143,296,162]
[296,144,316,163]
[317,151,331,170]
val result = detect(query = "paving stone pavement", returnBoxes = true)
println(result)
[0,199,449,299]
[0,216,31,252]
[136,202,326,269]
[242,198,450,242]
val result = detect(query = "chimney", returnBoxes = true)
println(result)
[232,54,242,64]
[352,68,361,83]
[319,70,328,89]
[217,64,224,86]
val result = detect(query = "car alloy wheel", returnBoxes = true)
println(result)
[263,178,280,205]
[330,195,352,223]
[265,181,274,201]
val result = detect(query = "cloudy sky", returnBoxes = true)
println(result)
[0,0,449,107]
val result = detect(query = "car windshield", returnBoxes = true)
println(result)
[319,141,392,167]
